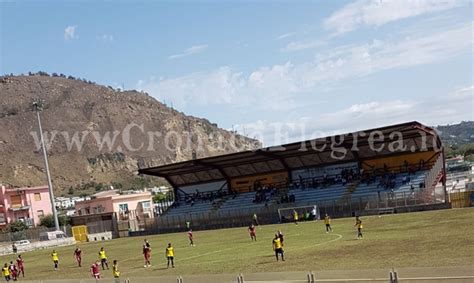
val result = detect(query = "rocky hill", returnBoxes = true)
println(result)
[435,121,474,145]
[0,74,261,195]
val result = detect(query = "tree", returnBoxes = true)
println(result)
[95,182,105,192]
[7,221,28,233]
[153,193,166,203]
[153,191,173,203]
[39,214,70,228]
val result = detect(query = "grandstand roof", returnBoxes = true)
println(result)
[139,121,442,188]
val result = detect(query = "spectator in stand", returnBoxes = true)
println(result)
[419,159,425,170]
[289,194,295,203]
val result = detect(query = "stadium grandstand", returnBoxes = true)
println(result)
[139,121,449,233]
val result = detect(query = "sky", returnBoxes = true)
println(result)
[1,0,473,146]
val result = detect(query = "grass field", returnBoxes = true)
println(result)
[1,208,473,281]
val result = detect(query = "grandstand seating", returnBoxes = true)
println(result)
[285,170,428,207]
[219,192,275,211]
[163,170,429,216]
[165,201,214,216]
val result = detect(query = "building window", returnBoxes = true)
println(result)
[37,210,44,218]
[119,203,129,212]
[10,195,21,208]
[34,193,42,201]
[141,201,151,210]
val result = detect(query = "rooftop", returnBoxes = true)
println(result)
[139,121,442,188]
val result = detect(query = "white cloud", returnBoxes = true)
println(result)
[296,22,472,89]
[169,44,208,59]
[137,63,298,111]
[236,86,474,146]
[276,32,296,40]
[139,21,472,122]
[282,39,326,52]
[64,25,77,40]
[324,0,462,36]
[97,34,114,42]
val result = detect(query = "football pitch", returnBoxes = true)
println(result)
[1,208,473,281]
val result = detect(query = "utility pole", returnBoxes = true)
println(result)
[33,99,60,231]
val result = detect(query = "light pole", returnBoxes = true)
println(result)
[33,99,60,231]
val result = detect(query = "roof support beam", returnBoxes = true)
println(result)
[192,160,232,191]
[255,149,292,182]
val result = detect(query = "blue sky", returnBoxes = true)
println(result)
[1,0,473,146]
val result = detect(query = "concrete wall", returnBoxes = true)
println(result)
[0,237,76,256]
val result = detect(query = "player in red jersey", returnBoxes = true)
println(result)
[16,255,24,278]
[143,239,151,267]
[248,224,257,241]
[188,229,195,246]
[8,261,17,281]
[90,260,101,282]
[73,247,82,267]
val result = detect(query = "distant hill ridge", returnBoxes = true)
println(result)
[434,121,474,145]
[0,74,260,195]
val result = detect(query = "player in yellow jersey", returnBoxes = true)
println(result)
[166,243,175,268]
[272,234,285,262]
[51,250,59,270]
[293,210,299,225]
[112,260,120,283]
[324,214,333,233]
[354,216,363,239]
[98,247,109,270]
[2,263,10,281]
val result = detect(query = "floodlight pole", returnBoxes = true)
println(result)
[33,99,60,231]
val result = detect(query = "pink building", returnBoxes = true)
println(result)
[75,190,154,221]
[0,184,53,228]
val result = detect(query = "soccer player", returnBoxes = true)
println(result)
[16,255,24,278]
[98,247,109,270]
[188,229,195,246]
[8,261,17,281]
[185,220,191,230]
[277,230,284,246]
[165,243,175,268]
[2,263,10,281]
[248,224,257,241]
[293,210,299,225]
[354,216,363,239]
[51,250,59,270]
[112,260,120,283]
[253,213,259,226]
[324,214,333,233]
[90,260,101,282]
[73,246,82,267]
[272,234,285,262]
[143,239,151,267]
